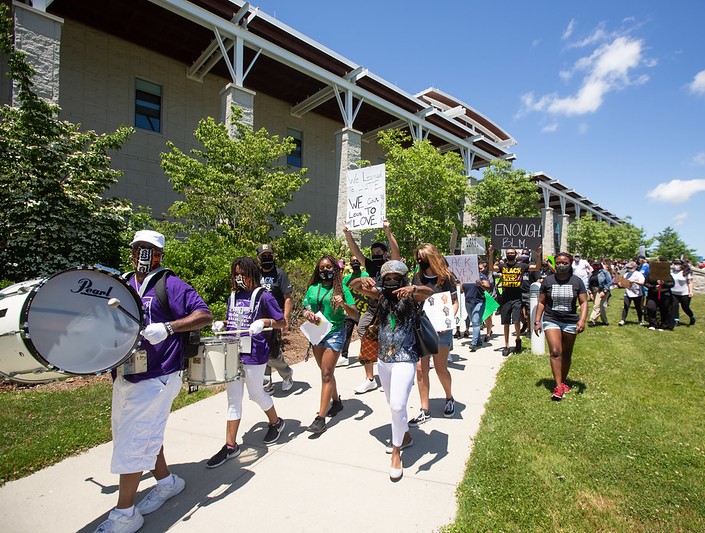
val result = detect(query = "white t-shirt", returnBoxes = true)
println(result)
[624,270,645,298]
[671,270,691,296]
[572,259,591,285]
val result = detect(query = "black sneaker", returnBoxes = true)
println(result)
[307,415,327,434]
[443,398,455,418]
[691,316,696,326]
[463,330,470,338]
[263,417,285,445]
[502,346,511,357]
[327,396,343,417]
[514,339,522,354]
[206,444,240,468]
[408,408,431,427]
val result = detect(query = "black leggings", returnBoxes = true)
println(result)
[672,294,694,321]
[646,294,673,329]
[622,295,643,322]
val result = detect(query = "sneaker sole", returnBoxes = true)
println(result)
[136,478,186,515]
[385,439,414,454]
[443,411,455,418]
[206,448,241,469]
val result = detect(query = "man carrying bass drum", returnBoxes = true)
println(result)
[95,230,212,533]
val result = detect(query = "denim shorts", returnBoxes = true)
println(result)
[437,329,453,348]
[542,320,578,335]
[318,327,346,352]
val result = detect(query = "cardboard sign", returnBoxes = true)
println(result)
[346,164,386,230]
[648,261,671,282]
[423,290,455,332]
[491,217,542,250]
[463,236,486,255]
[445,254,479,285]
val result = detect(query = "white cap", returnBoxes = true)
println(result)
[130,230,165,249]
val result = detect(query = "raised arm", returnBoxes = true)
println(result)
[342,225,365,263]
[383,219,401,260]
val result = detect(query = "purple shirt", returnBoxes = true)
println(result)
[124,274,210,383]
[226,289,284,365]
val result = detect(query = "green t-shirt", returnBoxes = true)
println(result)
[343,270,370,315]
[302,282,355,331]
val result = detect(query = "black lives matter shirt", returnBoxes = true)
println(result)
[498,262,529,303]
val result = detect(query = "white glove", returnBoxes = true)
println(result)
[212,320,225,333]
[141,323,168,345]
[249,320,265,335]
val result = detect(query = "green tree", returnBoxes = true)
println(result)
[376,129,468,257]
[567,215,611,259]
[653,226,696,261]
[466,159,540,245]
[0,5,133,281]
[160,106,308,251]
[607,217,649,260]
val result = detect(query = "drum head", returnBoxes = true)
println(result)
[22,266,144,374]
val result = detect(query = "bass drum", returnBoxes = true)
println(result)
[0,266,144,383]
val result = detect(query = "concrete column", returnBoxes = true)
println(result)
[12,4,63,105]
[335,127,362,236]
[541,207,555,257]
[220,83,256,136]
[559,214,570,253]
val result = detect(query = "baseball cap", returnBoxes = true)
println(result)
[370,242,388,252]
[380,260,408,278]
[257,244,273,255]
[130,230,165,249]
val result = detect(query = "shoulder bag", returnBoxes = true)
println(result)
[415,305,439,357]
[358,309,379,365]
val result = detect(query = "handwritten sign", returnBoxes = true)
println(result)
[463,236,486,255]
[423,291,455,332]
[346,164,386,230]
[445,254,479,285]
[491,217,542,250]
[648,261,671,282]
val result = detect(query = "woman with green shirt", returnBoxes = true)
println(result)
[302,255,359,434]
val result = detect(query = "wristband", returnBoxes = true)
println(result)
[534,321,541,325]
[164,322,175,336]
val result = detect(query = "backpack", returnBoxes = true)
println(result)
[123,268,201,359]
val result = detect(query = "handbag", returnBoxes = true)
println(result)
[358,312,379,365]
[415,308,439,356]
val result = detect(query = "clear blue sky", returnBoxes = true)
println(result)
[254,0,705,258]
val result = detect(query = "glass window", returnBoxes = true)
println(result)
[286,128,302,167]
[135,78,161,133]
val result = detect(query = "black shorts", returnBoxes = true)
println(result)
[500,299,522,325]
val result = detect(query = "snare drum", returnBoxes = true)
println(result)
[188,337,242,385]
[0,266,144,383]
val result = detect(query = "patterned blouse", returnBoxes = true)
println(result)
[376,301,419,364]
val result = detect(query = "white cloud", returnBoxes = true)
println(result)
[577,123,590,134]
[646,179,705,204]
[562,19,576,40]
[673,212,688,226]
[542,123,558,133]
[521,35,649,117]
[688,70,705,96]
[693,152,705,165]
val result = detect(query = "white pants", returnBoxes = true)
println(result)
[111,372,181,474]
[377,360,416,447]
[225,363,273,420]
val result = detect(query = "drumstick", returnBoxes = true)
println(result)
[213,328,274,335]
[107,298,144,327]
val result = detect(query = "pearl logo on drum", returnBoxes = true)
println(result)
[70,277,114,299]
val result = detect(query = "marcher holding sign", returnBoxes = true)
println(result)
[489,243,541,357]
[346,164,386,230]
[409,244,458,426]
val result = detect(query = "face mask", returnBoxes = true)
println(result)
[320,269,335,281]
[555,264,570,275]
[351,261,361,271]
[371,255,384,263]
[417,259,430,271]
[382,279,401,290]
[134,247,162,274]
[260,258,275,270]
[673,265,682,271]
[235,274,247,290]
[506,254,516,261]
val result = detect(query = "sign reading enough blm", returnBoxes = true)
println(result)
[491,217,543,250]
[346,164,386,230]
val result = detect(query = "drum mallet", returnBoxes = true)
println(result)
[107,298,143,327]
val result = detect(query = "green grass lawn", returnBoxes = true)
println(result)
[0,381,220,485]
[449,291,705,532]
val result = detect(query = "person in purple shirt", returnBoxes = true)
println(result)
[206,257,287,469]
[97,230,212,533]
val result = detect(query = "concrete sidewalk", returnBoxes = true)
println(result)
[0,329,509,532]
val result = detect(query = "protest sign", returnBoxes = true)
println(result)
[346,164,385,230]
[648,261,671,282]
[491,217,542,250]
[463,236,486,255]
[423,291,455,332]
[445,254,479,285]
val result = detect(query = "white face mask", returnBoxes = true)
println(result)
[235,274,247,290]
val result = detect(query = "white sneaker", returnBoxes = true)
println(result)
[135,475,185,515]
[354,378,377,394]
[429,357,435,369]
[336,355,348,367]
[281,369,294,392]
[94,509,144,533]
[447,353,453,363]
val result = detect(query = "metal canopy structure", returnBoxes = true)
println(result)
[45,0,515,172]
[532,172,623,226]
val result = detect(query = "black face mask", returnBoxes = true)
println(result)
[371,255,384,263]
[260,259,275,270]
[320,270,335,281]
[417,259,430,271]
[506,254,516,262]
[556,264,570,276]
[382,279,401,290]
[351,261,361,271]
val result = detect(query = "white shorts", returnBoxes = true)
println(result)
[110,372,182,474]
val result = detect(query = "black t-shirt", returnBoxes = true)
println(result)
[540,274,586,324]
[412,273,458,302]
[364,256,384,279]
[498,262,529,302]
[260,267,292,309]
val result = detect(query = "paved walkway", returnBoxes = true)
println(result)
[0,327,508,532]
